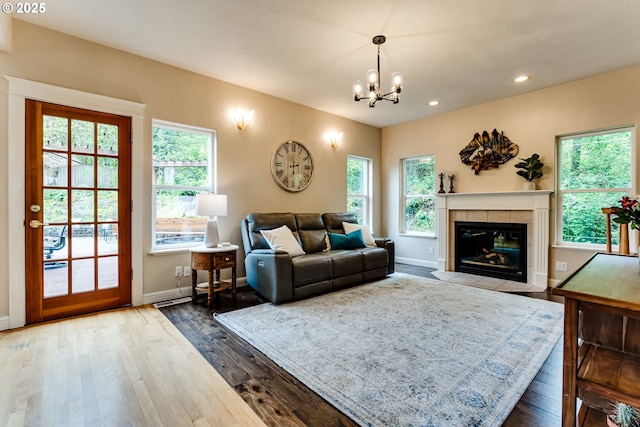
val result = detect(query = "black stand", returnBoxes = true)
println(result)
[438,172,446,194]
[448,175,455,193]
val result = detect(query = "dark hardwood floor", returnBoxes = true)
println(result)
[160,264,565,427]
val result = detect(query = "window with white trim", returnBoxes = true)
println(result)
[402,155,436,234]
[557,126,633,247]
[347,156,372,225]
[152,120,216,250]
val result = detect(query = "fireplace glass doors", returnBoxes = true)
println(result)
[454,222,527,283]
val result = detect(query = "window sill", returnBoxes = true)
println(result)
[552,243,609,252]
[398,232,437,239]
[149,247,194,256]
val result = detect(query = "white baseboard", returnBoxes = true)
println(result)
[0,316,9,331]
[143,286,193,305]
[142,277,247,305]
[395,257,438,270]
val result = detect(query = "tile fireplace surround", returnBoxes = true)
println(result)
[436,191,553,289]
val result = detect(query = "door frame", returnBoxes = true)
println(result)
[7,76,145,329]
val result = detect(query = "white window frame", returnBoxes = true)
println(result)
[555,125,635,250]
[401,155,436,236]
[151,119,217,252]
[347,155,372,226]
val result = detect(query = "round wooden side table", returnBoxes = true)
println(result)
[189,244,238,308]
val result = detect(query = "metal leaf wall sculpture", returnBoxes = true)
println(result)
[459,129,519,174]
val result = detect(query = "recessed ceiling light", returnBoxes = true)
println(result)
[513,75,531,83]
[428,100,440,106]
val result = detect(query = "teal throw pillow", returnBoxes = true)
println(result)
[328,229,367,249]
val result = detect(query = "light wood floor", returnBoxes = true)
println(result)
[0,306,265,427]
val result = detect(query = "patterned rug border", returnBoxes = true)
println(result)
[216,273,563,426]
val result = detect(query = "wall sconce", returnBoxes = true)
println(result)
[231,108,254,131]
[327,131,343,149]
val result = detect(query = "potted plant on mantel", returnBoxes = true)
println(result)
[514,153,544,191]
[608,402,640,427]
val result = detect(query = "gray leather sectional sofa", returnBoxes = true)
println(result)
[241,212,395,303]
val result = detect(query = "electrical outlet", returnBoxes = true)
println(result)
[174,266,182,277]
[183,266,191,277]
[556,261,568,272]
[428,247,434,255]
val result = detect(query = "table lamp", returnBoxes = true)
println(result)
[195,194,227,248]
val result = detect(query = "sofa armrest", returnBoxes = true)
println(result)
[375,238,395,274]
[244,250,294,303]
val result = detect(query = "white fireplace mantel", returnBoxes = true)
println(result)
[436,190,553,288]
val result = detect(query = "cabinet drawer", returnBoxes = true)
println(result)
[214,253,235,268]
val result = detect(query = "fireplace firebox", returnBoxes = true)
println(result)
[454,221,527,283]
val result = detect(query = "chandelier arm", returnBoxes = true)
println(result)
[380,90,399,99]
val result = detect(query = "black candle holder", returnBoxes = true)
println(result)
[438,172,446,194]
[447,174,455,193]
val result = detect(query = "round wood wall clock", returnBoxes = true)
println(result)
[270,140,314,192]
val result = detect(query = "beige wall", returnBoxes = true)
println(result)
[0,20,382,320]
[382,66,640,282]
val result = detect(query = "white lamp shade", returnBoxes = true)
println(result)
[195,194,227,217]
[195,194,227,248]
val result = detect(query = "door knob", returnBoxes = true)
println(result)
[29,220,49,229]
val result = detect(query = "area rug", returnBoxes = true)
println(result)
[215,273,564,427]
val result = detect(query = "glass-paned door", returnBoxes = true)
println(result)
[25,100,132,323]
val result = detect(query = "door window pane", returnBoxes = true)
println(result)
[98,226,118,255]
[98,157,118,188]
[71,155,94,188]
[43,225,67,261]
[98,123,118,155]
[71,259,95,294]
[71,224,95,258]
[71,190,95,222]
[43,152,68,187]
[44,264,68,298]
[71,119,94,154]
[98,256,118,289]
[43,115,68,150]
[97,190,118,222]
[43,189,68,223]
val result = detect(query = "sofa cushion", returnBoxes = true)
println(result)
[328,230,367,249]
[246,212,298,250]
[342,222,376,247]
[322,212,357,234]
[325,250,362,277]
[295,213,328,253]
[260,225,305,257]
[295,213,324,229]
[291,254,332,287]
[357,247,389,270]
[298,230,328,253]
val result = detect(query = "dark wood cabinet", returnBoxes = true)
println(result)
[553,253,640,426]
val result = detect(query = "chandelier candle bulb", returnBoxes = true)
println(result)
[353,81,363,101]
[367,69,378,88]
[391,72,403,93]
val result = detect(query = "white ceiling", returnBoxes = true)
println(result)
[16,0,640,128]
